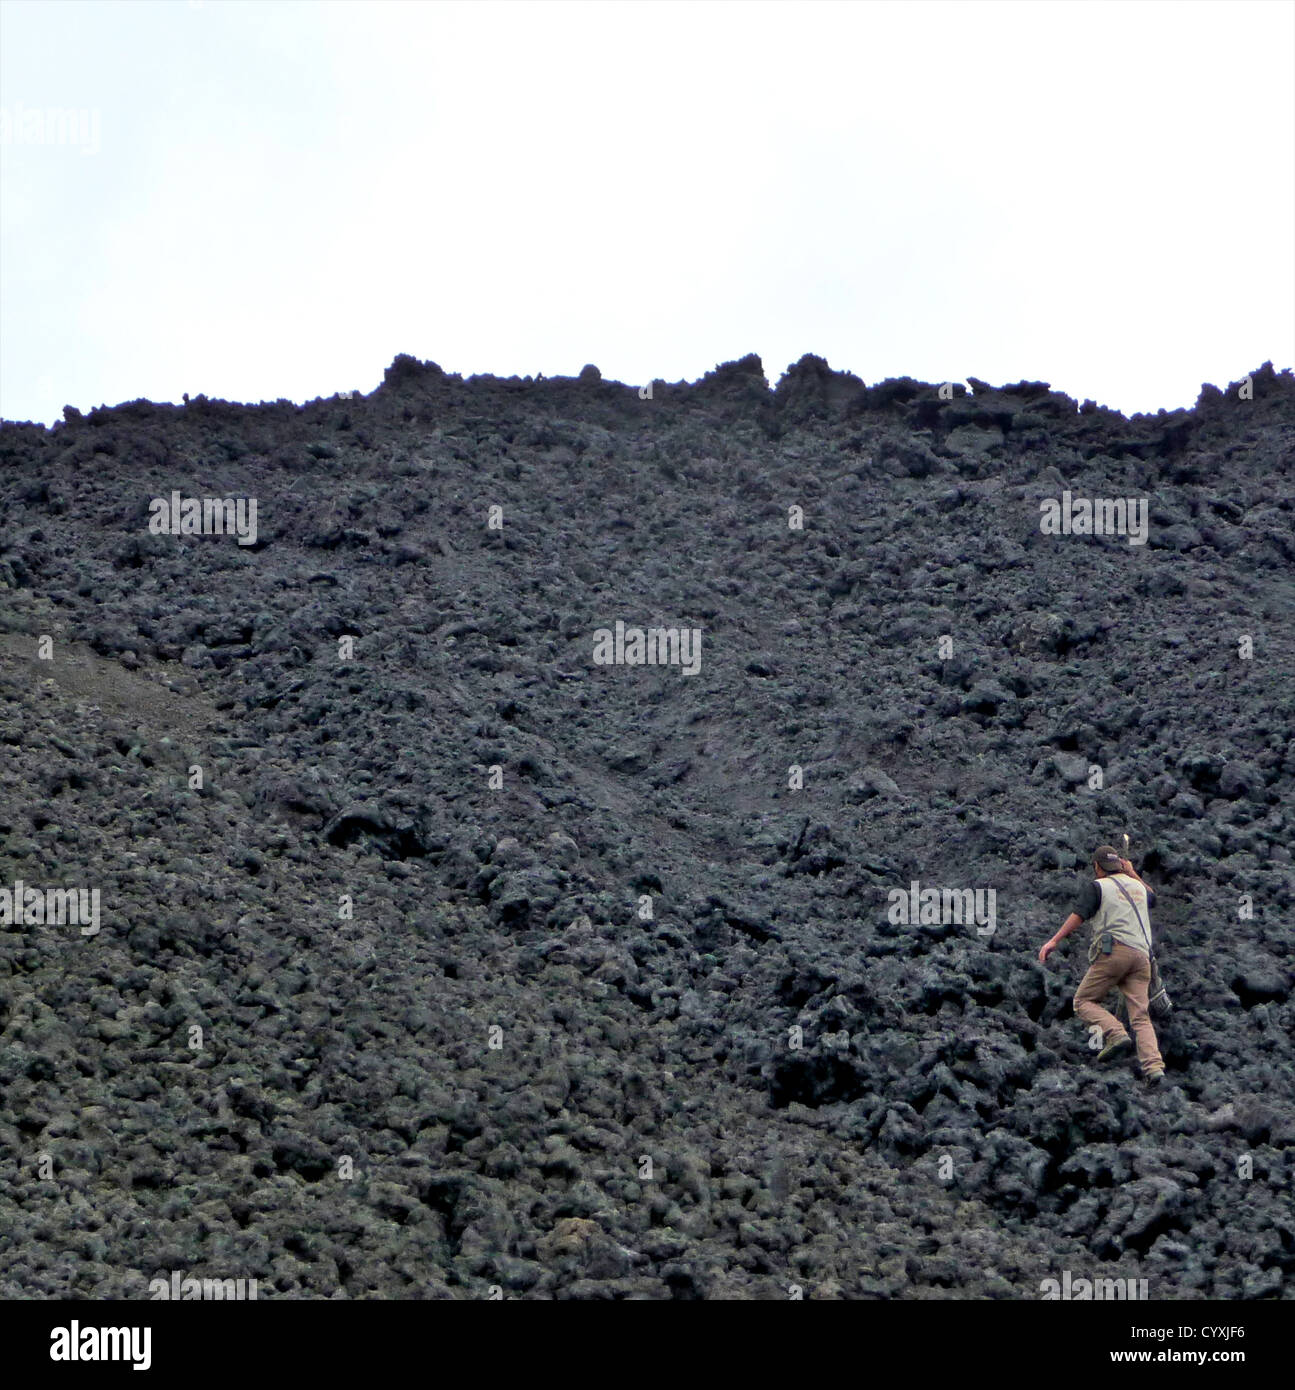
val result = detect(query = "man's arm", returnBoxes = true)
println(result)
[1120,858,1158,913]
[1038,912,1083,964]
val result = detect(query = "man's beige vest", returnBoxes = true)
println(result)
[1087,874,1153,961]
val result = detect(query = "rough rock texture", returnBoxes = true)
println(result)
[0,354,1292,1300]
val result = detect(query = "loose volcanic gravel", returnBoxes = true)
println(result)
[0,354,1291,1299]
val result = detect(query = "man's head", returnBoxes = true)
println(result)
[1093,845,1124,877]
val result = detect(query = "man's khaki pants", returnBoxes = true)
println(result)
[1074,942,1164,1076]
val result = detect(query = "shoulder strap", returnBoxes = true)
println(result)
[1109,876,1152,955]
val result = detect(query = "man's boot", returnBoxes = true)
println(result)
[1097,1033,1133,1063]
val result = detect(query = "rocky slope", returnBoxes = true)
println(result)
[0,353,1292,1298]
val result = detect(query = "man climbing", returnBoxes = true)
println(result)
[1038,845,1166,1085]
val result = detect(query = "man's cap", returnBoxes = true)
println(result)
[1094,845,1124,871]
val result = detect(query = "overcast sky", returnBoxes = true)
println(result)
[2,0,1292,426]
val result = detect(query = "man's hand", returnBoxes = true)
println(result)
[1041,912,1083,963]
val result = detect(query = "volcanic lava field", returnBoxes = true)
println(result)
[0,353,1291,1298]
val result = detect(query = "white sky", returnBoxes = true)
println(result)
[1,0,1292,426]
